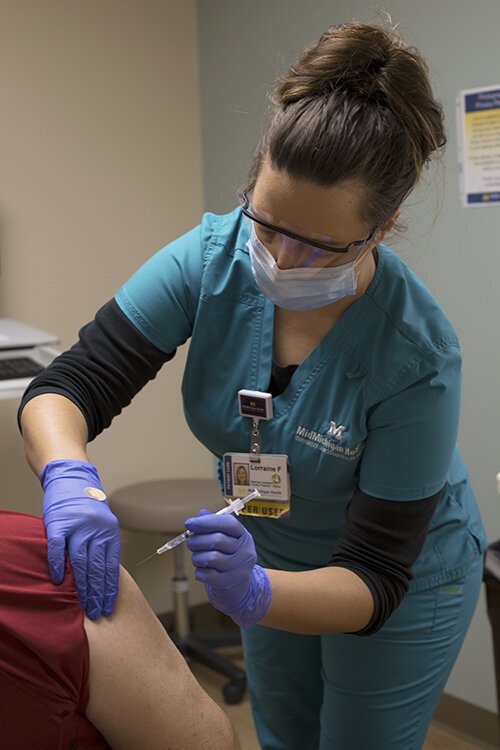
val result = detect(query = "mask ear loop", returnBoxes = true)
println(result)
[353,243,373,270]
[352,225,382,270]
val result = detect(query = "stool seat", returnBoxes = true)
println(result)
[108,478,224,533]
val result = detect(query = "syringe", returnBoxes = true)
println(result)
[136,488,261,567]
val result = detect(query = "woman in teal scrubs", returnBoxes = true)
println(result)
[19,21,486,750]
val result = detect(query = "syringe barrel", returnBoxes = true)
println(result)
[157,529,192,555]
[156,488,260,555]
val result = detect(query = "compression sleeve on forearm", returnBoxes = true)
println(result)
[328,487,441,636]
[17,298,175,441]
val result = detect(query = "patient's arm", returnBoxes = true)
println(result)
[84,566,240,750]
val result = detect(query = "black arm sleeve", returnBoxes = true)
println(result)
[17,298,175,441]
[328,487,441,636]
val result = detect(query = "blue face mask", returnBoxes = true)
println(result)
[247,229,364,311]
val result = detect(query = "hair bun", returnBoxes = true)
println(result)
[274,23,396,106]
[273,20,445,175]
[254,20,446,230]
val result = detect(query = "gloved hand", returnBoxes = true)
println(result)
[185,510,272,629]
[40,459,120,620]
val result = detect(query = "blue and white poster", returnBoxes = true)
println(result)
[457,85,500,207]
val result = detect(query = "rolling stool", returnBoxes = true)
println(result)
[108,478,246,704]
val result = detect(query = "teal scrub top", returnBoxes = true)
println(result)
[115,208,487,590]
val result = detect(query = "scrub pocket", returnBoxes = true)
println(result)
[242,554,484,750]
[320,555,484,750]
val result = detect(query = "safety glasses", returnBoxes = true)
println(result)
[238,188,377,256]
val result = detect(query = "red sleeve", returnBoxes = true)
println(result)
[0,510,109,749]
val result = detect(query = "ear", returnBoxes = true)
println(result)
[375,209,401,244]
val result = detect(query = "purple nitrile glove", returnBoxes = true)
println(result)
[40,459,120,620]
[185,509,272,629]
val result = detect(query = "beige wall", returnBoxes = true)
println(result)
[0,0,212,611]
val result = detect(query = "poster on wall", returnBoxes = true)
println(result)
[457,84,500,207]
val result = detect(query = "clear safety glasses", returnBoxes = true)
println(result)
[238,188,378,267]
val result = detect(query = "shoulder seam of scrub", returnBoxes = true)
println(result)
[378,343,461,403]
[364,292,459,355]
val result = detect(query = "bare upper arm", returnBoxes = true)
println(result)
[84,566,239,750]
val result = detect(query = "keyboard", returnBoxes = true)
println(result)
[0,357,44,380]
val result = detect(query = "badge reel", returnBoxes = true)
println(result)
[223,390,290,519]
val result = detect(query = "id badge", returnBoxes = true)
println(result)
[223,452,290,519]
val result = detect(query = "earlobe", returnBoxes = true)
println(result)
[377,209,401,244]
[390,209,402,230]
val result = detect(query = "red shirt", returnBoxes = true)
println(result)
[0,510,109,749]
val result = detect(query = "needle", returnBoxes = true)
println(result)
[135,488,261,567]
[136,551,160,567]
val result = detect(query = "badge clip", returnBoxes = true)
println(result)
[238,389,273,462]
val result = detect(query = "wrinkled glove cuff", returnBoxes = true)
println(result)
[40,459,103,492]
[230,565,272,630]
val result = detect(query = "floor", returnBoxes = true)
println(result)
[190,647,490,750]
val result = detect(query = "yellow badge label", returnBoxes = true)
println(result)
[237,498,290,519]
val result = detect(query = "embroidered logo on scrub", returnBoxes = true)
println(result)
[326,421,346,440]
[294,422,363,461]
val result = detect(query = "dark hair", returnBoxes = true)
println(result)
[248,21,446,228]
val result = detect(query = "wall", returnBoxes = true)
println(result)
[197,0,500,713]
[0,0,213,612]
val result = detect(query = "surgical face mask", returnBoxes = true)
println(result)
[247,228,369,311]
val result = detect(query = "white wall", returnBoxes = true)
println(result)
[0,0,213,612]
[197,0,500,713]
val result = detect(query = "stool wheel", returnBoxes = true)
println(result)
[222,680,245,705]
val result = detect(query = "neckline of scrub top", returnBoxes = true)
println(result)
[256,246,386,418]
[269,361,300,397]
